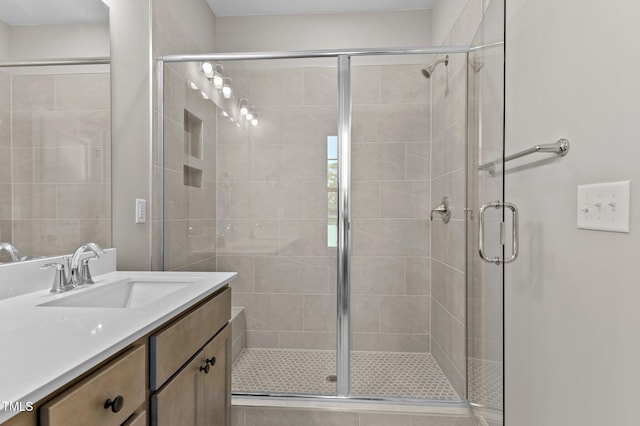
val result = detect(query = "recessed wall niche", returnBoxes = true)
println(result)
[183,165,203,188]
[183,109,204,188]
[184,109,203,159]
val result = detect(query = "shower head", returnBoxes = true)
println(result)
[470,60,484,73]
[421,55,449,78]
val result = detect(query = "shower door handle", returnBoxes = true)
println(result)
[478,201,519,265]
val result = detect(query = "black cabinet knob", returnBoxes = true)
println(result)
[199,363,210,374]
[104,395,124,413]
[206,357,216,367]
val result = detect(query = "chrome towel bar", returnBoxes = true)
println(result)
[478,138,569,174]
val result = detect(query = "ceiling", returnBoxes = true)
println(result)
[0,0,108,26]
[208,0,436,17]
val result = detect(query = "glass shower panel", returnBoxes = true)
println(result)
[348,54,462,401]
[221,58,339,396]
[467,0,506,424]
[161,60,217,273]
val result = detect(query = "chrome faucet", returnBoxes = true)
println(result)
[69,243,105,286]
[0,242,21,262]
[41,261,73,293]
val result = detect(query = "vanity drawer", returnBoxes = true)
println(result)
[150,287,231,390]
[40,345,145,426]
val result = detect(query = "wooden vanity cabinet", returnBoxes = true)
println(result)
[150,288,232,426]
[0,285,232,426]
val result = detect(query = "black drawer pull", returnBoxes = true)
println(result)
[104,395,124,413]
[200,362,210,374]
[206,357,216,367]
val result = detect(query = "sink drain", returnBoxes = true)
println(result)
[326,375,337,383]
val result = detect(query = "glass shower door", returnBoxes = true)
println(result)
[348,54,464,402]
[222,58,339,397]
[467,0,506,424]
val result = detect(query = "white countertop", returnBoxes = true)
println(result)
[0,270,237,423]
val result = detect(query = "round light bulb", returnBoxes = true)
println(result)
[245,112,254,121]
[201,62,214,78]
[213,74,223,89]
[239,106,248,116]
[222,85,231,99]
[251,118,258,126]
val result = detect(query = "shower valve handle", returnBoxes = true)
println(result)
[430,196,451,224]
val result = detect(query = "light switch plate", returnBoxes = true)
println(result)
[577,181,630,233]
[135,199,147,224]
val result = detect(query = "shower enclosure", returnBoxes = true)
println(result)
[155,0,505,420]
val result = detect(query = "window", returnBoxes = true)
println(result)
[327,136,338,247]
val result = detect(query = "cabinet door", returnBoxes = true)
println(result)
[202,326,231,426]
[152,348,204,426]
[152,325,231,426]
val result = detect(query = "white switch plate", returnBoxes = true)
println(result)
[135,199,147,224]
[577,181,630,233]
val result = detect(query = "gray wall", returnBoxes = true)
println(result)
[8,23,109,60]
[431,0,473,45]
[505,0,640,424]
[215,10,432,52]
[104,0,153,270]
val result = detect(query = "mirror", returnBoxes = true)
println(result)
[0,0,111,263]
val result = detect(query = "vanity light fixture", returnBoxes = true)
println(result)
[222,78,232,99]
[201,62,214,78]
[238,98,249,116]
[245,110,254,121]
[212,64,225,89]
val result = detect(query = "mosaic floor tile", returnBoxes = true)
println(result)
[468,357,503,410]
[232,348,460,400]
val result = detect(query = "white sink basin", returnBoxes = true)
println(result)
[38,277,198,309]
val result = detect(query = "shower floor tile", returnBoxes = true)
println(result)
[232,348,460,400]
[468,357,503,410]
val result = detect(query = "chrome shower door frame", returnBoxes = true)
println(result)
[157,45,470,403]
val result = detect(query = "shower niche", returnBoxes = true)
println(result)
[183,109,204,188]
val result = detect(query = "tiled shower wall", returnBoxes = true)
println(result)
[220,63,432,353]
[351,63,432,353]
[158,62,217,271]
[1,71,111,258]
[151,0,218,271]
[0,71,11,259]
[217,64,338,350]
[429,0,483,396]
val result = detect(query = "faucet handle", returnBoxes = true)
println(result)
[41,262,72,293]
[79,256,99,285]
